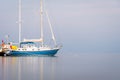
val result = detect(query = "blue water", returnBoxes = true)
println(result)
[0,53,120,80]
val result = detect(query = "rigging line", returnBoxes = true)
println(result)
[45,11,57,46]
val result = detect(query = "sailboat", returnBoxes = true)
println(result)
[0,0,61,56]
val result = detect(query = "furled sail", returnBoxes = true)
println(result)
[23,39,43,42]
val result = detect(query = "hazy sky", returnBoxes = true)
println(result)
[0,0,120,53]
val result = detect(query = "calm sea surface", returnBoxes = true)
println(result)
[0,53,120,80]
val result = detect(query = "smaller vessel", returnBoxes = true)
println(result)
[0,40,11,56]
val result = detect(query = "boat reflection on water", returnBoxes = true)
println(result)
[0,56,57,80]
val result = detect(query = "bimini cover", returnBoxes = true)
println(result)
[20,42,35,45]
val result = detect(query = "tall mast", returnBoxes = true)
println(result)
[40,0,44,46]
[18,0,22,43]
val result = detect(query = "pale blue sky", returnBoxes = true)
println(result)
[0,0,120,53]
